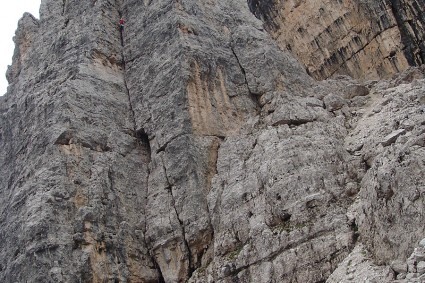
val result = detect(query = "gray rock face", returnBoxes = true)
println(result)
[346,72,425,265]
[0,0,425,283]
[326,244,395,283]
[1,1,157,282]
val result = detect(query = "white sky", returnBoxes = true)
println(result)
[0,1,41,96]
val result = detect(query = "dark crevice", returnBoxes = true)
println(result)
[116,3,161,282]
[122,56,137,66]
[272,118,316,128]
[135,128,152,162]
[63,18,69,29]
[388,0,425,66]
[140,233,166,283]
[107,168,114,192]
[218,227,334,280]
[350,218,360,244]
[205,134,226,140]
[153,260,166,283]
[118,8,125,47]
[62,0,67,16]
[120,29,124,47]
[55,139,111,153]
[121,59,136,134]
[117,5,135,134]
[54,130,74,145]
[246,0,279,30]
[230,44,261,111]
[155,133,187,154]
[226,244,349,282]
[363,158,372,171]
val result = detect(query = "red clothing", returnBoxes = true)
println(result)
[119,18,125,25]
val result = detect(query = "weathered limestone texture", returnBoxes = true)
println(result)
[326,244,395,283]
[248,0,425,80]
[0,0,425,282]
[1,1,158,282]
[347,68,425,264]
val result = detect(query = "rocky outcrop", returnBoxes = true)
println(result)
[399,239,425,282]
[348,68,425,265]
[0,0,424,282]
[250,0,425,80]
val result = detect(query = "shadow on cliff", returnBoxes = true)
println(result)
[247,0,279,30]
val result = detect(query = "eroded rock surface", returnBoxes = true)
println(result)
[0,0,424,283]
[250,0,425,80]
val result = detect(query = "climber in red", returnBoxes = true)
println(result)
[119,17,125,31]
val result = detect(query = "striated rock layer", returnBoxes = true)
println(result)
[0,0,424,282]
[249,0,425,80]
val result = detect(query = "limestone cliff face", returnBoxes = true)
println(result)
[249,0,425,80]
[0,0,424,283]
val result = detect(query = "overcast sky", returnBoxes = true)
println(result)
[0,1,41,96]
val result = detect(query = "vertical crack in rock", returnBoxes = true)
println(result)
[62,0,66,15]
[160,155,195,278]
[230,46,250,93]
[170,187,195,277]
[118,7,125,47]
[142,159,165,282]
[230,44,261,110]
[134,129,158,281]
[118,31,136,133]
[117,3,161,281]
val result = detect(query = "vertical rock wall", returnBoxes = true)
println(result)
[1,0,159,281]
[0,0,425,282]
[250,0,425,80]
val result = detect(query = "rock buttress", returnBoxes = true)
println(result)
[0,0,160,281]
[122,0,358,282]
